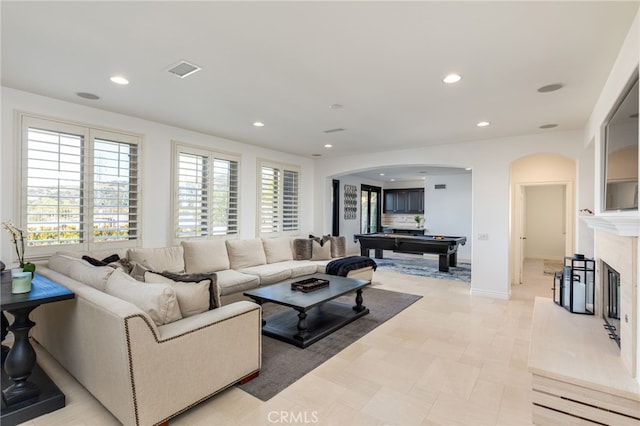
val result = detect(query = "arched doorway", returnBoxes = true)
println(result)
[510,154,576,285]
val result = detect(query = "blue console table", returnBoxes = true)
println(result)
[1,272,74,425]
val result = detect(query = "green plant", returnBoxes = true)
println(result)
[2,220,36,276]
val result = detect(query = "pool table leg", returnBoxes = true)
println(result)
[438,255,450,272]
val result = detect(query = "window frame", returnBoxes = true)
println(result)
[171,141,241,242]
[257,159,301,237]
[17,113,143,259]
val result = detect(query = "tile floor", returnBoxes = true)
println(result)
[17,259,553,425]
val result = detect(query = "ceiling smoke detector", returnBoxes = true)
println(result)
[167,60,202,78]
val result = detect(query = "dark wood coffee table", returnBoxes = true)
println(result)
[244,273,370,348]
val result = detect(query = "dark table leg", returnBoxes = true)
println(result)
[295,309,308,339]
[1,312,9,363]
[374,249,384,259]
[353,289,366,312]
[438,255,450,272]
[2,306,39,406]
[450,251,458,267]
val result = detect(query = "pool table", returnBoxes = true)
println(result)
[353,233,467,272]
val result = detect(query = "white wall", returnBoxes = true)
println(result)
[424,173,472,261]
[314,131,583,299]
[524,185,566,259]
[0,88,316,260]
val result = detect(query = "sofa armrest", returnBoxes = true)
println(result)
[125,301,262,425]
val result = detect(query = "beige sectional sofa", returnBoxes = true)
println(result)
[31,235,371,426]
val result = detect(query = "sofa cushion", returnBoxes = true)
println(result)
[262,237,294,264]
[215,269,260,296]
[128,246,185,273]
[277,260,317,278]
[105,269,182,326]
[58,248,130,261]
[181,239,230,273]
[226,239,266,270]
[330,236,346,258]
[48,253,114,291]
[310,259,332,273]
[238,263,292,285]
[144,272,211,317]
[293,239,313,260]
[311,240,332,260]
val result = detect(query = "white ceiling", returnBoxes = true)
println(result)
[1,1,638,166]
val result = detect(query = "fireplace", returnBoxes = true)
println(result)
[602,262,621,348]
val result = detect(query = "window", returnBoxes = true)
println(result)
[20,114,141,255]
[173,142,239,239]
[259,160,300,235]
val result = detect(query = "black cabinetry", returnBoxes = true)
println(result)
[383,188,424,213]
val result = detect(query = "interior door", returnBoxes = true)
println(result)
[361,184,382,233]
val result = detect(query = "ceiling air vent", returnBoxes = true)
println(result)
[167,61,201,78]
[323,128,345,134]
[434,184,446,190]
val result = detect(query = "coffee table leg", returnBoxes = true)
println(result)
[296,309,308,339]
[353,289,366,312]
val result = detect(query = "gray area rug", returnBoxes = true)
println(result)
[238,287,421,401]
[374,254,472,282]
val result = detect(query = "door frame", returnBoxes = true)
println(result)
[512,181,574,285]
[360,184,382,233]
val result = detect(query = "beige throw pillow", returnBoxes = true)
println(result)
[311,240,332,260]
[144,272,210,317]
[105,269,182,326]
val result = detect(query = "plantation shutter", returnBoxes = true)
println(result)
[176,151,209,238]
[92,135,139,242]
[283,169,299,231]
[25,124,85,246]
[258,161,300,235]
[173,143,240,239]
[211,158,238,235]
[260,165,280,234]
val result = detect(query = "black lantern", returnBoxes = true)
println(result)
[555,254,595,314]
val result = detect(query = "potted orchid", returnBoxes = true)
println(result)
[2,221,36,276]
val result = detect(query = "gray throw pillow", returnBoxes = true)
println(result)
[293,239,313,260]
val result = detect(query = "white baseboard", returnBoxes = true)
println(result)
[470,287,510,300]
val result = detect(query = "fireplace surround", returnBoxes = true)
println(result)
[603,261,621,347]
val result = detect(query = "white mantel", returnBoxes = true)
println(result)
[582,215,640,237]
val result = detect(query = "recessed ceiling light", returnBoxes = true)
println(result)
[421,177,426,180]
[76,92,100,100]
[329,104,343,109]
[477,121,490,127]
[465,167,472,171]
[324,144,333,148]
[390,179,395,182]
[539,123,558,129]
[443,73,462,84]
[537,83,563,93]
[253,122,265,127]
[110,76,129,85]
[379,173,385,176]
